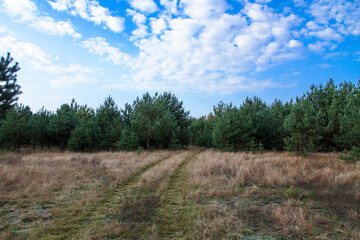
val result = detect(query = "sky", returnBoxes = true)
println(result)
[0,0,359,117]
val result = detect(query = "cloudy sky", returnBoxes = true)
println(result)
[0,0,359,116]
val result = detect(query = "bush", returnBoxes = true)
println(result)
[339,146,360,162]
[136,146,144,155]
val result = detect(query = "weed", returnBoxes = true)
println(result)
[136,146,144,155]
[284,185,298,199]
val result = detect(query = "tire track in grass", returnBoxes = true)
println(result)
[92,152,176,212]
[155,150,202,239]
[105,150,202,239]
[38,153,175,240]
[111,151,193,220]
[78,150,201,239]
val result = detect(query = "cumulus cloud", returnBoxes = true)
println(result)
[293,0,307,7]
[180,0,228,19]
[160,0,177,14]
[30,17,81,38]
[287,39,303,48]
[83,1,306,94]
[127,9,148,40]
[255,0,272,4]
[308,27,343,41]
[129,0,158,14]
[308,41,335,52]
[83,0,358,94]
[150,17,167,35]
[81,37,130,65]
[48,0,125,33]
[0,35,90,74]
[300,0,360,52]
[1,0,81,38]
[1,0,38,22]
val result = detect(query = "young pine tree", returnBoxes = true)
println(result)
[0,53,22,119]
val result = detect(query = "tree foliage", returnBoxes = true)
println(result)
[0,52,22,119]
[49,100,79,150]
[131,93,175,150]
[0,64,359,155]
[0,104,32,150]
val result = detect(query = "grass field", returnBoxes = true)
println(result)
[0,149,359,239]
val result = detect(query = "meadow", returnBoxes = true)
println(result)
[0,149,359,239]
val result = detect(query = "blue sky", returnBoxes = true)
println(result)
[0,0,359,117]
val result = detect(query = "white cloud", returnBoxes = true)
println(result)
[308,27,343,41]
[255,0,272,4]
[48,0,72,11]
[0,35,90,74]
[48,0,125,33]
[318,63,332,68]
[81,1,356,94]
[0,35,52,65]
[160,0,177,14]
[309,0,360,36]
[83,1,305,94]
[180,0,228,19]
[81,37,130,65]
[30,17,81,38]
[293,0,307,7]
[129,0,158,14]
[287,39,303,48]
[298,1,360,52]
[51,74,96,87]
[150,17,167,35]
[308,41,332,52]
[127,9,148,40]
[306,21,321,31]
[2,0,37,22]
[1,0,81,38]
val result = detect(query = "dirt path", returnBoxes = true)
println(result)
[107,149,202,239]
[35,153,174,240]
[155,150,201,239]
[16,150,203,239]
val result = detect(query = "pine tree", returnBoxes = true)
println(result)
[131,92,175,150]
[284,98,320,152]
[96,96,122,150]
[0,52,22,119]
[212,104,253,151]
[49,103,79,150]
[0,104,32,150]
[30,107,52,150]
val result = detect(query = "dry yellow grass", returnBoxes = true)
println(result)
[1,149,359,239]
[187,150,360,191]
[0,151,171,196]
[186,150,360,239]
[0,150,173,239]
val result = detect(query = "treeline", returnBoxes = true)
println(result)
[0,79,359,155]
[0,92,190,152]
[190,79,360,155]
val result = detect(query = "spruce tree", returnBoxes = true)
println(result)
[0,53,22,119]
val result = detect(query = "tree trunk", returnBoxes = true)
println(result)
[146,136,150,150]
